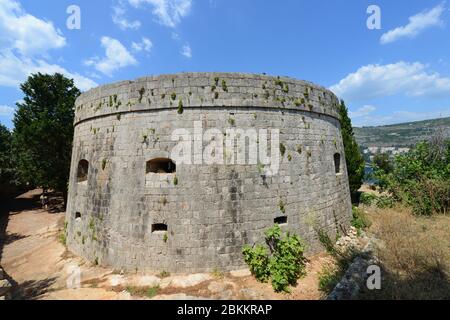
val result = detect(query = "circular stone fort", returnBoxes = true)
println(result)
[66,73,352,273]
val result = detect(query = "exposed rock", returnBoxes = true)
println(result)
[152,293,211,300]
[208,281,231,293]
[160,273,213,289]
[127,275,161,288]
[239,288,267,300]
[230,269,251,278]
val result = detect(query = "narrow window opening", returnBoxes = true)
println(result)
[75,212,81,220]
[77,159,89,183]
[274,216,288,225]
[334,153,341,174]
[146,158,176,174]
[152,223,168,233]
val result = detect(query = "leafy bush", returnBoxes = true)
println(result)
[351,206,371,232]
[242,225,307,292]
[318,264,341,294]
[242,245,270,282]
[374,137,450,215]
[375,195,395,209]
[360,192,377,206]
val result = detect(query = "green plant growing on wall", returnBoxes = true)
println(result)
[228,117,235,126]
[297,145,303,154]
[109,96,113,107]
[171,92,177,101]
[163,233,168,243]
[279,143,286,157]
[160,197,168,206]
[177,99,184,114]
[287,154,292,162]
[117,114,121,121]
[102,159,107,171]
[214,92,219,99]
[211,85,217,92]
[278,200,286,214]
[138,87,145,103]
[221,80,228,92]
[161,93,166,99]
[242,225,307,293]
[307,150,312,158]
[214,77,219,86]
[282,83,289,94]
[173,176,178,186]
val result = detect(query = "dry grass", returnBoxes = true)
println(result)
[360,206,450,300]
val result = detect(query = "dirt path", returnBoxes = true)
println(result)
[0,189,328,300]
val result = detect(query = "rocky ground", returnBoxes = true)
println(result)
[0,189,331,300]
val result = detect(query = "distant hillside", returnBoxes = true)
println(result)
[354,117,450,148]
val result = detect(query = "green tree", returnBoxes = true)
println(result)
[338,100,365,195]
[12,73,80,205]
[372,153,393,174]
[0,124,23,198]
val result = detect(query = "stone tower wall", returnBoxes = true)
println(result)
[66,73,352,273]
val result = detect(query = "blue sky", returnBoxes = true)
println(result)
[1,0,450,129]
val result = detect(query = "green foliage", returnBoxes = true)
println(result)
[375,195,395,209]
[242,225,307,292]
[177,99,184,114]
[221,80,228,92]
[360,192,377,206]
[374,137,450,215]
[163,233,168,243]
[318,264,341,294]
[138,87,145,103]
[228,117,235,126]
[12,73,80,205]
[159,271,170,278]
[339,100,365,195]
[101,159,107,171]
[278,200,286,214]
[171,92,177,101]
[351,206,371,233]
[242,245,270,282]
[173,176,178,186]
[59,232,67,246]
[0,124,23,198]
[372,153,393,174]
[279,143,286,157]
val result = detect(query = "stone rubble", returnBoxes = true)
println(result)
[0,267,12,300]
[327,229,379,300]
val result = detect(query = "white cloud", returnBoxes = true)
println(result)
[330,61,450,102]
[0,0,66,56]
[0,0,96,91]
[0,49,97,91]
[112,3,141,30]
[86,37,138,76]
[181,44,192,58]
[349,105,376,118]
[380,3,446,44]
[128,0,192,28]
[0,105,15,117]
[132,37,153,52]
